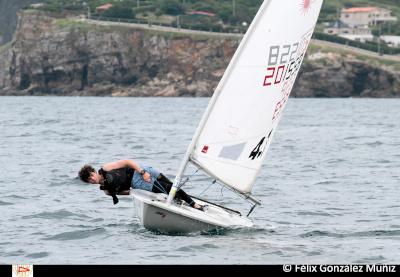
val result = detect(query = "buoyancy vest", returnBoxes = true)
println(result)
[98,167,135,205]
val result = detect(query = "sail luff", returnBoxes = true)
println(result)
[167,0,273,204]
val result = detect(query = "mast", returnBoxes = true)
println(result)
[167,0,273,205]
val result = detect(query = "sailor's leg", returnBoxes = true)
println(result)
[151,178,169,194]
[176,188,195,207]
[154,174,196,207]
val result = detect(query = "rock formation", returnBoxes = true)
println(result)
[1,10,399,97]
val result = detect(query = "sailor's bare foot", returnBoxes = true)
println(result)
[193,203,203,210]
[193,203,208,211]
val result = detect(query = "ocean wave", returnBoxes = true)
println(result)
[43,227,106,241]
[300,229,400,238]
[297,211,334,217]
[26,252,50,258]
[22,209,90,220]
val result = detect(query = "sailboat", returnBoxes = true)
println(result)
[132,0,324,233]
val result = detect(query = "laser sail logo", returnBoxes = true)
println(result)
[300,0,313,15]
[12,265,33,277]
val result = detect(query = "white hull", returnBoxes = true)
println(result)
[132,190,253,233]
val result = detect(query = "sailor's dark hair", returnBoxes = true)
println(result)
[79,165,96,182]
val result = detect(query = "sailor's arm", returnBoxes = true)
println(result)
[102,160,151,182]
[102,160,142,172]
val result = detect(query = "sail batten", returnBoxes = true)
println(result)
[176,0,324,196]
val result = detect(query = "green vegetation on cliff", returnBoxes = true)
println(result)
[29,0,400,56]
[35,0,400,35]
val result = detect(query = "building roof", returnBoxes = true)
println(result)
[187,11,216,17]
[342,7,378,13]
[96,3,113,11]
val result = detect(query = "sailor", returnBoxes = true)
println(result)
[78,159,205,210]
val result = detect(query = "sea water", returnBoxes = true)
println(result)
[0,97,399,264]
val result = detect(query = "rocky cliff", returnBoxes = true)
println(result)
[297,51,400,97]
[1,10,399,97]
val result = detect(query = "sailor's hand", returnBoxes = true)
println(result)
[143,172,152,183]
[112,196,119,205]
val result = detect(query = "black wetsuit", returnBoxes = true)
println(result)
[153,174,195,207]
[99,167,196,207]
[99,167,135,205]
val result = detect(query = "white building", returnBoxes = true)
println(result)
[30,3,45,9]
[380,36,400,48]
[324,20,374,42]
[324,20,371,35]
[324,6,398,43]
[339,34,374,43]
[341,7,397,28]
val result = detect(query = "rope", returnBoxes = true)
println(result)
[198,179,216,197]
[220,182,224,199]
[178,169,199,188]
[153,179,168,194]
[247,204,257,217]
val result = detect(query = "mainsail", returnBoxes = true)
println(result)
[169,0,324,202]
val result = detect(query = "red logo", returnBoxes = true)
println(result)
[18,267,30,273]
[201,145,209,153]
[13,265,33,277]
[300,0,312,15]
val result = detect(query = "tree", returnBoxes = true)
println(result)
[103,4,135,19]
[160,0,185,15]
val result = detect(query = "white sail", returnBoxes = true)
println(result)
[187,0,324,194]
